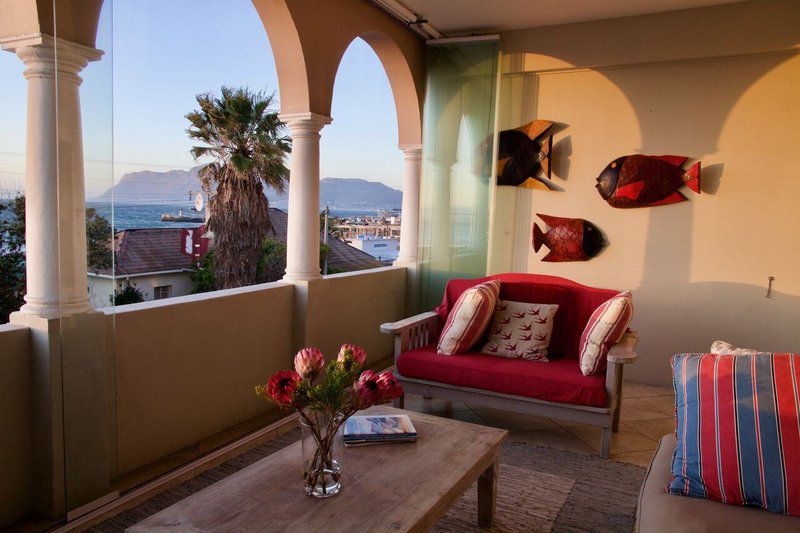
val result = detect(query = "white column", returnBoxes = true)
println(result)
[394,144,422,266]
[429,157,455,268]
[1,35,102,318]
[279,112,331,282]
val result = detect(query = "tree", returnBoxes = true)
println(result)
[186,87,290,290]
[86,207,113,269]
[110,279,145,305]
[0,196,26,322]
[0,195,114,323]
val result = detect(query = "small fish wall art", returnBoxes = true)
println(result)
[497,120,555,190]
[596,154,701,208]
[532,213,605,262]
[476,120,557,190]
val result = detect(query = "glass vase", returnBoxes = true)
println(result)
[300,411,343,498]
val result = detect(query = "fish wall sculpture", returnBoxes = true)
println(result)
[532,213,605,262]
[477,120,556,190]
[596,154,701,208]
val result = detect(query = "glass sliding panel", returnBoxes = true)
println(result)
[55,0,116,515]
[418,38,500,310]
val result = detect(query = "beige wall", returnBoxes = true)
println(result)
[0,323,32,527]
[492,0,800,385]
[299,266,406,367]
[109,282,295,476]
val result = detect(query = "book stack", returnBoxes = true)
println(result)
[342,414,418,447]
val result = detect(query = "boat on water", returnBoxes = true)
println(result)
[161,209,204,223]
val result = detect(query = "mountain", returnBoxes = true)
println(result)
[319,178,401,210]
[91,167,402,210]
[92,167,206,204]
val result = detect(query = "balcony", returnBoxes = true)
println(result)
[1,0,800,531]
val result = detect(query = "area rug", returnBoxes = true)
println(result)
[91,431,644,532]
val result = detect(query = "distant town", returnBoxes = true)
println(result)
[76,168,403,307]
[2,168,405,308]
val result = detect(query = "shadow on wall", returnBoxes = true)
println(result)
[496,0,800,384]
[618,54,798,380]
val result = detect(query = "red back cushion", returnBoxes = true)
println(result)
[435,274,619,359]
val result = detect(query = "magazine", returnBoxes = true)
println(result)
[342,414,417,446]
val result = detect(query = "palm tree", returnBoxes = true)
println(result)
[186,87,290,289]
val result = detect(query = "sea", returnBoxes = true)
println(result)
[85,202,386,231]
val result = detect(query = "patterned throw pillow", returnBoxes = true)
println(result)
[437,280,501,356]
[710,340,763,356]
[578,291,633,376]
[480,300,558,361]
[670,353,800,516]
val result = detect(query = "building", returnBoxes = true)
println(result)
[347,236,400,263]
[87,228,198,307]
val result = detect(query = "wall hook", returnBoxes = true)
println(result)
[766,276,775,298]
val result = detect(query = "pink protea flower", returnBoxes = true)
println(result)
[337,344,366,371]
[294,347,324,380]
[352,369,383,409]
[257,370,302,407]
[376,370,403,402]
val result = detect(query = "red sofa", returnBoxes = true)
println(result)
[381,273,638,458]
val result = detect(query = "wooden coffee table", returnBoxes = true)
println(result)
[128,406,507,532]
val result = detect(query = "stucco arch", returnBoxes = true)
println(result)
[250,0,310,117]
[0,0,103,47]
[250,0,424,144]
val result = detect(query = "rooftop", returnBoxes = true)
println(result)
[98,208,382,277]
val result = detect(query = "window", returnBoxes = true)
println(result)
[373,243,387,248]
[153,285,172,300]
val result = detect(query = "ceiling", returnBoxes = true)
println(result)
[398,0,747,35]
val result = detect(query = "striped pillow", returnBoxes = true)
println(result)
[670,353,800,516]
[578,291,633,376]
[437,280,501,355]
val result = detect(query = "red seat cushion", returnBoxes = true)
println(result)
[397,344,608,407]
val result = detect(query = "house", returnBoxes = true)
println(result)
[87,228,198,307]
[1,0,799,530]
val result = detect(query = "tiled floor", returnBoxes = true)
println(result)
[404,380,674,468]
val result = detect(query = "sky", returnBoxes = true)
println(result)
[0,0,404,198]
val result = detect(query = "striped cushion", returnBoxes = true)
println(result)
[578,291,633,376]
[670,353,800,516]
[437,280,501,356]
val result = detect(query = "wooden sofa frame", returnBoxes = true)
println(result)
[381,312,638,458]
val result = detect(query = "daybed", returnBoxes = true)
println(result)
[380,273,638,457]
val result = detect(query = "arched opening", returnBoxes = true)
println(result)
[80,0,289,305]
[320,37,407,266]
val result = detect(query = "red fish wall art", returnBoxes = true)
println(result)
[596,155,701,208]
[532,213,605,262]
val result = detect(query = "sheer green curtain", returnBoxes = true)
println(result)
[418,39,500,310]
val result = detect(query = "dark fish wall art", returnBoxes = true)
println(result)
[596,154,701,208]
[477,120,557,190]
[532,213,605,262]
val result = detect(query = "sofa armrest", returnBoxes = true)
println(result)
[380,311,440,360]
[607,329,639,364]
[380,311,438,334]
